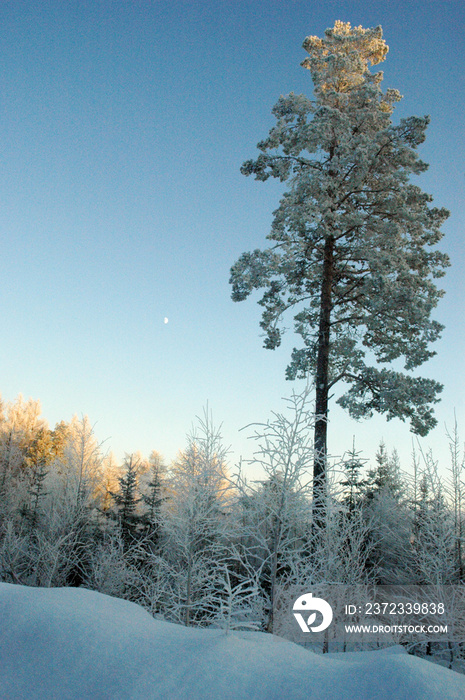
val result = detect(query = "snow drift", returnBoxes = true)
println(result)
[1,582,464,699]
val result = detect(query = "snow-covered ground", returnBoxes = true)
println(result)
[1,583,465,700]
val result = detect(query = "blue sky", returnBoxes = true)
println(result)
[1,0,463,474]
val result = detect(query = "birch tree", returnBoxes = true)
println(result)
[233,391,314,632]
[162,409,231,626]
[411,456,457,585]
[230,21,449,520]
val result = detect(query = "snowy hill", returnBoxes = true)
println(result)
[1,583,465,700]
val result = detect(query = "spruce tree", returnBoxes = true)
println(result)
[22,458,48,533]
[140,452,166,546]
[341,440,368,513]
[110,455,142,551]
[366,441,402,501]
[230,21,449,521]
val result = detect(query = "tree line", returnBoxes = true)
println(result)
[0,392,463,662]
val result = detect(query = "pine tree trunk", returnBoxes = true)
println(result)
[313,234,334,533]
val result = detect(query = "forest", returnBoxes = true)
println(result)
[0,391,463,666]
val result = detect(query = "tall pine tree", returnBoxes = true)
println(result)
[230,21,449,521]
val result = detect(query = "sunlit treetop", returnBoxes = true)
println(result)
[301,21,399,114]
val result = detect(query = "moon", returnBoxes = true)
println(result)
[164,317,169,324]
